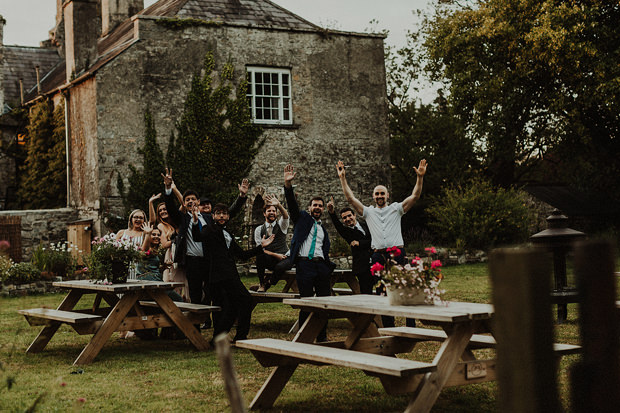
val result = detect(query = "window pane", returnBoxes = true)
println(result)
[255,72,262,83]
[264,84,271,96]
[272,73,278,84]
[263,108,271,120]
[271,98,280,109]
[272,109,278,119]
[256,84,263,95]
[283,109,290,121]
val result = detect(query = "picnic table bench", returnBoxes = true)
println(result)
[19,280,219,365]
[248,266,360,296]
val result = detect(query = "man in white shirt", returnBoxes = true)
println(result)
[252,194,291,292]
[337,159,427,326]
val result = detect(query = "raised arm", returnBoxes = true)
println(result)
[283,164,301,223]
[162,168,183,226]
[337,161,364,216]
[265,194,288,220]
[401,159,427,213]
[229,178,249,218]
[327,196,347,239]
[148,193,161,223]
[141,222,154,251]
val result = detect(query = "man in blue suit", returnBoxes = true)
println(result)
[283,163,331,342]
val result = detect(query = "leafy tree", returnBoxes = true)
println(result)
[118,109,165,213]
[17,100,66,208]
[166,52,263,204]
[422,0,620,197]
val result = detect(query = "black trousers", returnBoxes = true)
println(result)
[184,256,210,305]
[210,277,255,341]
[354,266,375,295]
[296,259,331,342]
[256,254,293,285]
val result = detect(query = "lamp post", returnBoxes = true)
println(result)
[530,209,585,323]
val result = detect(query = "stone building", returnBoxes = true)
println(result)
[6,0,390,241]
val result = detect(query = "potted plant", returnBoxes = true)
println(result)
[371,247,445,305]
[85,234,143,283]
[31,242,78,280]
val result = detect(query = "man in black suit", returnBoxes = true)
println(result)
[283,163,332,342]
[327,198,374,294]
[162,168,249,305]
[191,203,274,342]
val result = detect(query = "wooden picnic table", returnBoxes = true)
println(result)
[237,295,579,412]
[19,279,218,365]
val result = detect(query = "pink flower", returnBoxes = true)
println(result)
[387,247,402,257]
[431,260,442,269]
[82,267,88,273]
[425,247,437,254]
[370,262,384,276]
[0,240,10,250]
[77,398,86,403]
[60,382,67,387]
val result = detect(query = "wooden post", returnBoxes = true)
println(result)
[571,239,619,412]
[215,334,247,413]
[489,248,560,413]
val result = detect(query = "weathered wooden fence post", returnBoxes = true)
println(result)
[489,248,560,413]
[215,334,247,413]
[570,239,619,413]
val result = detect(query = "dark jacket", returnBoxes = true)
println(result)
[284,185,330,262]
[164,191,246,265]
[192,222,263,284]
[328,211,372,276]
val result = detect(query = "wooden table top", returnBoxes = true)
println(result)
[52,279,182,293]
[283,295,494,323]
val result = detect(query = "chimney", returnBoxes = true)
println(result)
[102,0,144,35]
[0,14,6,46]
[63,0,101,82]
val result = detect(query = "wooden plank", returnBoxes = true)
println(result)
[249,291,299,303]
[249,365,297,410]
[444,359,497,387]
[489,248,560,413]
[25,289,84,353]
[320,336,416,356]
[331,287,354,295]
[149,290,209,351]
[571,240,620,412]
[53,279,182,293]
[405,322,474,413]
[73,292,140,365]
[19,308,103,324]
[138,300,220,313]
[215,334,247,413]
[236,338,436,377]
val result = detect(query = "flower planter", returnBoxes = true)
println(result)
[386,286,428,306]
[110,260,129,284]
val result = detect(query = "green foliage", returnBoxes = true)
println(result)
[422,0,620,195]
[16,100,66,209]
[118,109,166,213]
[427,178,532,250]
[1,262,40,285]
[329,236,351,257]
[30,242,77,278]
[166,52,263,204]
[85,234,143,281]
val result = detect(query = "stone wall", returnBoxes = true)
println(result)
[70,16,389,237]
[0,208,79,261]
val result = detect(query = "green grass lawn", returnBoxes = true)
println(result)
[0,263,585,412]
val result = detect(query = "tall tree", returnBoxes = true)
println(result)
[422,1,620,196]
[17,100,66,208]
[167,52,263,204]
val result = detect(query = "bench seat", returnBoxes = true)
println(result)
[331,287,354,295]
[138,301,219,313]
[249,291,299,303]
[378,327,581,355]
[235,338,436,377]
[19,308,103,325]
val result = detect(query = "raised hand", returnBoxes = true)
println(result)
[336,160,347,179]
[284,164,296,184]
[238,178,250,197]
[191,205,200,222]
[149,193,162,203]
[264,193,280,207]
[261,234,275,248]
[142,221,153,234]
[161,167,173,189]
[413,159,427,177]
[327,196,335,214]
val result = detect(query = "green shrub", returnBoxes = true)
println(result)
[30,242,77,278]
[0,254,12,282]
[2,262,40,285]
[330,236,352,257]
[427,178,533,250]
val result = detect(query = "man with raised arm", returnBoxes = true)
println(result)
[284,164,332,342]
[253,194,291,292]
[326,197,373,294]
[162,168,249,307]
[337,159,427,326]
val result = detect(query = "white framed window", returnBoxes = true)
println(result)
[246,67,292,125]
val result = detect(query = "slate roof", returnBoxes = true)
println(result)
[1,46,61,110]
[23,0,376,101]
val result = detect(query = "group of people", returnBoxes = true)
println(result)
[112,158,428,343]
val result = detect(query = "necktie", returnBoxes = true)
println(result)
[308,221,318,259]
[266,223,272,237]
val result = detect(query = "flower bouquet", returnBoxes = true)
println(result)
[85,234,143,283]
[371,247,444,305]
